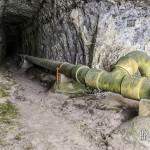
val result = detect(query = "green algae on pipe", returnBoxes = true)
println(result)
[97,68,127,93]
[121,76,146,100]
[22,51,150,100]
[115,57,138,75]
[84,68,127,93]
[118,51,150,77]
[139,78,150,99]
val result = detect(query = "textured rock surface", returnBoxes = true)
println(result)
[21,0,150,70]
[139,99,150,117]
[0,0,150,69]
[107,117,150,150]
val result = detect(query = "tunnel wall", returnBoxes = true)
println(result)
[21,0,150,70]
[2,0,150,69]
[0,0,38,61]
[22,24,38,56]
[22,0,86,65]
[0,28,6,62]
[0,1,6,62]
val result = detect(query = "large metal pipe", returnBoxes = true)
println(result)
[22,51,150,100]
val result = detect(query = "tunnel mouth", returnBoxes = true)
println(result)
[2,13,30,58]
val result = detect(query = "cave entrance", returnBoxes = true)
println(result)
[2,14,29,58]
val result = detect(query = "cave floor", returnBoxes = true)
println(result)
[0,61,143,150]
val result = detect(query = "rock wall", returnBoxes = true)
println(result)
[0,27,5,62]
[21,0,150,70]
[2,0,150,69]
[0,0,6,62]
[0,0,39,60]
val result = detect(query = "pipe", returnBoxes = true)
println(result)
[22,51,150,100]
[115,51,150,77]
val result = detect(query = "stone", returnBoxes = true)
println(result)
[19,0,150,70]
[1,0,150,69]
[139,99,150,117]
[60,74,72,83]
[21,59,33,71]
[107,116,150,150]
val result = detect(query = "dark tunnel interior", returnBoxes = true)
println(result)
[2,14,29,58]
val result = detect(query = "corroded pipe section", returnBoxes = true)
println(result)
[22,51,150,100]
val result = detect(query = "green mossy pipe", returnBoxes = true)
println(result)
[117,51,150,77]
[22,51,150,100]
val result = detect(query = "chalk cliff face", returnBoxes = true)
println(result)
[1,0,150,69]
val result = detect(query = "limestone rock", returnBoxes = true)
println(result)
[107,117,150,150]
[139,99,150,117]
[21,0,150,70]
[0,0,150,69]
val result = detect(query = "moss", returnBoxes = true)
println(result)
[25,144,34,150]
[0,88,9,98]
[0,102,18,147]
[54,81,88,95]
[0,101,18,124]
[15,133,22,141]
[0,139,6,146]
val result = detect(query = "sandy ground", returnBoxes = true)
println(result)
[0,62,143,150]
